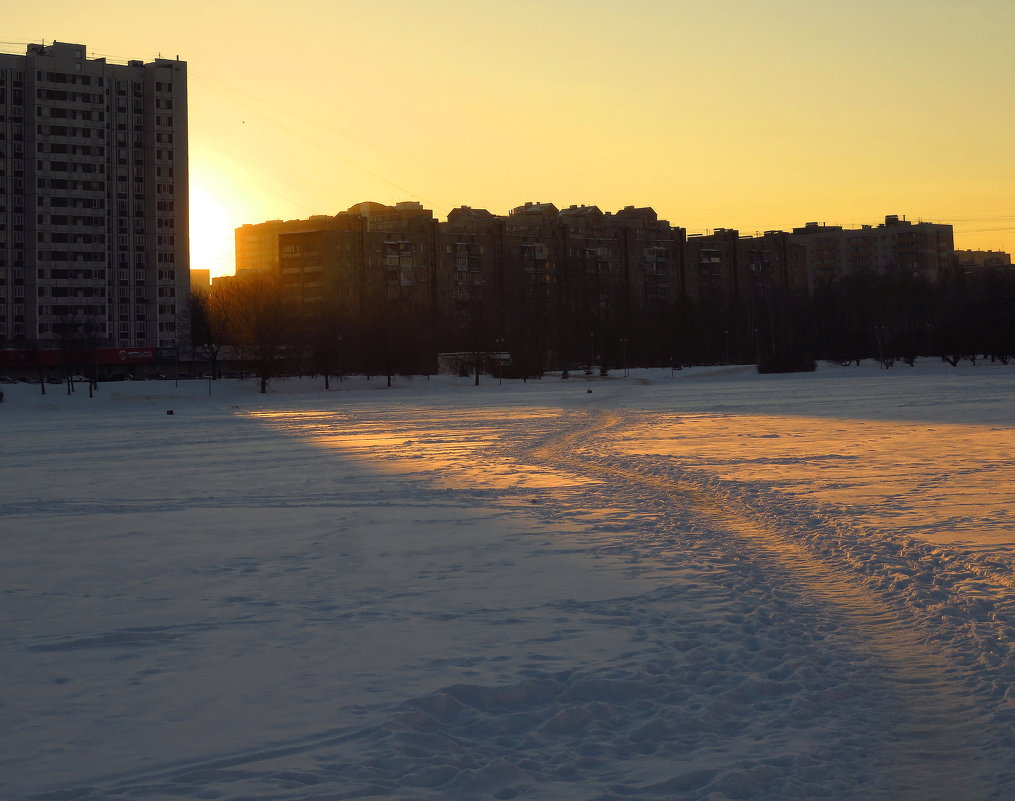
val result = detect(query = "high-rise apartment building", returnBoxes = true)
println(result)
[0,41,188,363]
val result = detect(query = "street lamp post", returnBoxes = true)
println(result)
[620,337,628,377]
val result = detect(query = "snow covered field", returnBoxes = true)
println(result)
[2,362,1014,800]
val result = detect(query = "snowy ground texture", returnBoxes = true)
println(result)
[2,361,1014,801]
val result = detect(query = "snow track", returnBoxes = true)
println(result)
[527,408,1015,799]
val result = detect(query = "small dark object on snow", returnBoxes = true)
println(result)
[167,410,174,415]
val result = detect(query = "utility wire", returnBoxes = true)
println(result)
[188,67,425,204]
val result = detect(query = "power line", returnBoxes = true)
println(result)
[953,226,1015,234]
[187,67,425,204]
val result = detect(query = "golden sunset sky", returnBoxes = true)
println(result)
[6,0,1014,275]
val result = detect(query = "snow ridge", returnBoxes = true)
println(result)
[566,411,1015,705]
[521,409,1015,741]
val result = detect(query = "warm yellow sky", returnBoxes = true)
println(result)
[7,0,1014,275]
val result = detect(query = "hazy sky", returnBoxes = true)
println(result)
[6,0,1014,274]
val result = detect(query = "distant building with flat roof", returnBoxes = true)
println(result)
[235,215,340,275]
[955,249,1011,271]
[190,268,211,293]
[789,215,953,290]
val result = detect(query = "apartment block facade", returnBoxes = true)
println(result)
[791,215,954,291]
[0,41,188,362]
[275,201,436,324]
[267,201,691,345]
[241,203,963,370]
[235,214,346,277]
[247,204,956,368]
[260,203,955,310]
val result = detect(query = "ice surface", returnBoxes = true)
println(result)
[1,362,1013,799]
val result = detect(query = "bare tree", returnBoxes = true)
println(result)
[54,314,106,395]
[309,301,346,390]
[16,338,48,395]
[230,274,298,393]
[189,288,233,379]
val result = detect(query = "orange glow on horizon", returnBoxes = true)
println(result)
[19,2,1005,273]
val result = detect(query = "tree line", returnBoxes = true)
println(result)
[190,268,1015,392]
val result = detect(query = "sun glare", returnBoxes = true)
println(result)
[189,179,235,277]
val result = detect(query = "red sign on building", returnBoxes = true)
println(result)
[0,347,157,368]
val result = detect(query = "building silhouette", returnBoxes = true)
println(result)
[242,206,950,314]
[791,215,954,291]
[243,200,851,320]
[190,268,211,293]
[249,200,696,370]
[0,41,188,369]
[955,249,1012,273]
[234,203,960,371]
[235,214,346,278]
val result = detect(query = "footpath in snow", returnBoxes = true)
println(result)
[1,362,1013,800]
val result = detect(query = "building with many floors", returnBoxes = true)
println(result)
[266,201,692,347]
[238,204,959,368]
[0,41,188,369]
[256,206,954,323]
[791,215,954,291]
[231,203,967,371]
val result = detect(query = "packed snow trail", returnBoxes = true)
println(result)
[527,408,1009,800]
